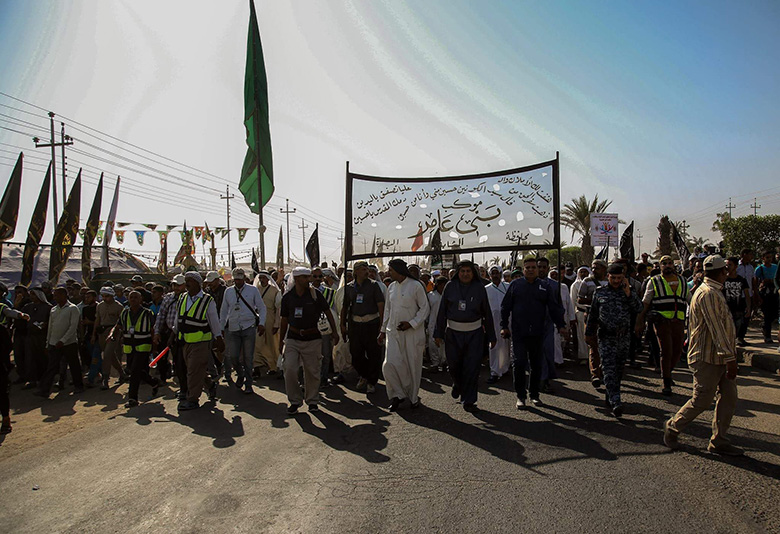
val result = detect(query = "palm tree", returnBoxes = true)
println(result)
[560,195,614,265]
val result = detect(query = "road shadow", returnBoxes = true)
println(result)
[294,410,391,463]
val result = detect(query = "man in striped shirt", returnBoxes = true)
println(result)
[664,255,742,456]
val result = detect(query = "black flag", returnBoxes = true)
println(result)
[672,223,690,267]
[509,236,522,270]
[20,162,51,286]
[429,229,443,267]
[595,245,608,261]
[49,170,81,284]
[251,247,259,275]
[81,174,103,285]
[276,226,284,269]
[0,152,23,242]
[619,221,635,263]
[231,252,237,270]
[305,223,320,267]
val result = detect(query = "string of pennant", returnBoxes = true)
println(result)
[76,222,256,246]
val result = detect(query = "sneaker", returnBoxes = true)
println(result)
[451,384,461,399]
[486,374,499,384]
[356,378,368,392]
[516,399,526,410]
[591,377,602,389]
[330,373,345,384]
[663,420,679,450]
[707,443,743,456]
[286,404,301,415]
[125,399,139,408]
[308,403,319,412]
[388,397,401,412]
[530,397,543,406]
[612,404,624,417]
[366,383,376,394]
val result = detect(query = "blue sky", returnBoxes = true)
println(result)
[0,0,778,263]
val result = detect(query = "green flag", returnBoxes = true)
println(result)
[238,0,274,213]
[49,170,81,284]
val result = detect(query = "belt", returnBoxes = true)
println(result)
[289,326,320,337]
[351,313,379,323]
[447,319,482,332]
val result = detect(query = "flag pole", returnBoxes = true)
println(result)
[255,106,265,269]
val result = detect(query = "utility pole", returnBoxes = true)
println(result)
[280,198,296,265]
[751,198,761,216]
[220,185,235,264]
[678,219,690,240]
[32,112,72,230]
[726,198,736,218]
[298,218,309,258]
[636,229,642,255]
[60,122,70,198]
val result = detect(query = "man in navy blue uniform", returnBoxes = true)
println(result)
[500,257,567,409]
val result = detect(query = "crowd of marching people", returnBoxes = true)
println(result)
[1,246,777,456]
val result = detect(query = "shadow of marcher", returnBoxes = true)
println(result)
[397,406,534,469]
[295,410,391,463]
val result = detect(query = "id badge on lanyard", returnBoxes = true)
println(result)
[458,300,467,311]
[294,307,304,319]
[356,294,364,304]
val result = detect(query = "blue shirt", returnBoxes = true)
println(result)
[500,277,565,337]
[755,263,777,282]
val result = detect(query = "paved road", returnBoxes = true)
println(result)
[1,361,778,534]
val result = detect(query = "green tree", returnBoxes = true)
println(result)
[715,214,780,255]
[560,195,614,266]
[655,215,673,257]
[545,246,583,268]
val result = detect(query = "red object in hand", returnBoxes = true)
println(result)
[149,347,170,368]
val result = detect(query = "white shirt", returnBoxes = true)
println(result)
[736,261,756,296]
[220,283,267,332]
[485,281,509,312]
[381,277,429,332]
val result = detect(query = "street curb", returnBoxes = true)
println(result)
[742,349,780,375]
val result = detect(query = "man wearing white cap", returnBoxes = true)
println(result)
[153,274,187,397]
[279,266,339,414]
[205,271,230,383]
[94,286,128,389]
[174,271,224,410]
[485,265,511,384]
[221,268,266,394]
[254,270,282,376]
[664,255,742,456]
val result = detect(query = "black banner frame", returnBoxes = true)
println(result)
[344,152,561,263]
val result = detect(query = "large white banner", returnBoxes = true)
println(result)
[346,158,559,259]
[590,213,619,247]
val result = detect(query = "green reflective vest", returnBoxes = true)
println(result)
[177,293,214,343]
[121,307,153,354]
[0,302,9,328]
[650,275,688,320]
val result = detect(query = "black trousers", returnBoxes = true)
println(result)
[349,320,383,385]
[128,350,158,400]
[173,343,187,395]
[512,335,544,400]
[1,327,12,418]
[760,292,778,339]
[445,327,484,405]
[39,343,83,394]
[12,332,26,382]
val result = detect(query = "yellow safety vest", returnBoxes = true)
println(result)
[121,307,153,354]
[176,293,214,343]
[650,275,688,320]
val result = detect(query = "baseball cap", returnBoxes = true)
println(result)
[131,275,143,282]
[703,255,727,271]
[172,274,186,285]
[205,271,221,283]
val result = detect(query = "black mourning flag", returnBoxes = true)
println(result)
[251,247,259,276]
[49,171,81,284]
[429,229,443,267]
[672,223,690,265]
[0,152,23,242]
[231,252,237,270]
[619,221,635,263]
[595,245,608,261]
[20,162,51,286]
[305,223,320,267]
[81,173,103,285]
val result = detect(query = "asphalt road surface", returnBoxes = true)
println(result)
[1,360,778,534]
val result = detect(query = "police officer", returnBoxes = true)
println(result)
[341,261,385,394]
[434,260,495,412]
[585,263,642,417]
[111,290,159,408]
[174,271,225,411]
[635,254,690,395]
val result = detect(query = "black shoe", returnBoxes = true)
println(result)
[151,383,160,398]
[21,382,36,390]
[33,390,49,399]
[0,424,11,434]
[73,387,84,394]
[591,377,602,389]
[737,339,748,347]
[208,382,217,401]
[125,399,139,408]
[330,373,344,384]
[463,403,479,413]
[388,398,401,412]
[410,400,421,409]
[267,369,277,376]
[235,375,244,389]
[486,375,499,384]
[178,400,199,411]
[530,397,542,406]
[661,386,672,396]
[176,390,187,401]
[541,381,555,394]
[244,384,252,395]
[612,404,624,417]
[308,403,319,412]
[451,384,461,399]
[287,403,301,415]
